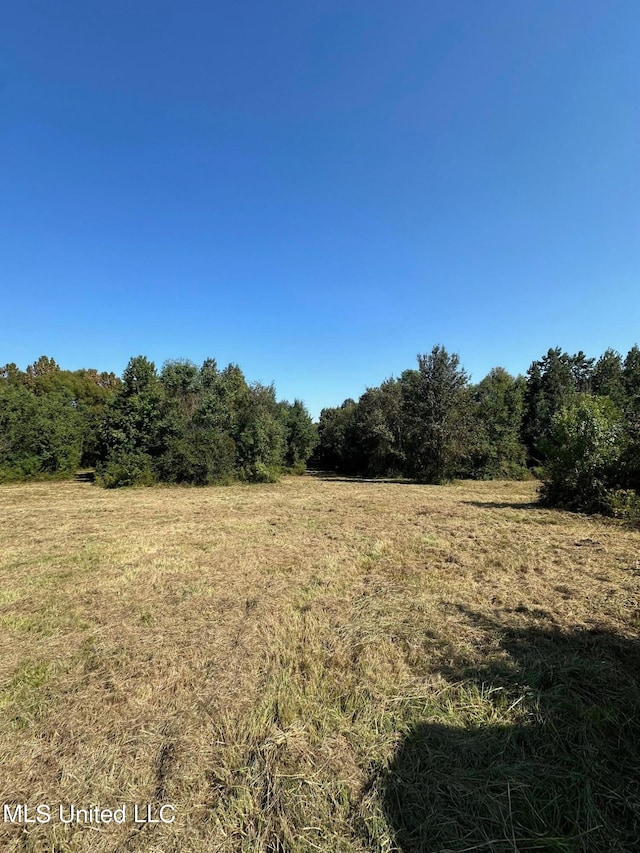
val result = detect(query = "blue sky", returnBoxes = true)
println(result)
[2,1,638,417]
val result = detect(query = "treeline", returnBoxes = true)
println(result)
[315,344,640,517]
[3,346,640,514]
[0,355,316,486]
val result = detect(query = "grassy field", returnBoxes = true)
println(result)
[0,475,639,853]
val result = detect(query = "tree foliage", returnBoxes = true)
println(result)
[401,346,470,482]
[522,348,594,463]
[539,394,623,513]
[4,343,640,515]
[314,343,640,517]
[95,356,315,487]
[0,358,120,480]
[468,368,527,479]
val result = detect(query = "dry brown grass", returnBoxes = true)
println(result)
[0,476,638,852]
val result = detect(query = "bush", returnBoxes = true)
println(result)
[0,387,84,480]
[287,460,307,476]
[539,394,623,514]
[603,489,640,521]
[157,430,237,485]
[242,461,280,483]
[96,452,157,488]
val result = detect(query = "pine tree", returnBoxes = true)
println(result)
[401,346,470,482]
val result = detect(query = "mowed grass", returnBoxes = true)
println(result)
[0,476,638,853]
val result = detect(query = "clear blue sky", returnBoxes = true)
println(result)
[2,1,638,418]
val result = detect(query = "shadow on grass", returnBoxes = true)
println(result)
[461,499,541,510]
[304,470,413,485]
[380,614,640,852]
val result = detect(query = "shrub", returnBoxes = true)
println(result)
[287,460,307,476]
[96,452,157,488]
[539,394,623,514]
[157,430,236,485]
[242,461,280,483]
[603,488,640,521]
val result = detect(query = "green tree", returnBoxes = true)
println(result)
[0,385,84,480]
[619,345,640,490]
[235,383,286,481]
[351,380,405,476]
[279,399,317,470]
[522,348,594,463]
[0,363,26,387]
[539,394,623,513]
[401,346,470,482]
[623,345,640,415]
[468,368,527,478]
[96,356,165,486]
[25,355,61,393]
[161,360,201,416]
[316,400,358,473]
[592,349,626,410]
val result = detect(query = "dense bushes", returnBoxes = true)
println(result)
[0,358,119,481]
[95,357,316,487]
[0,388,82,481]
[0,354,316,487]
[316,346,528,484]
[538,395,623,513]
[316,344,640,518]
[468,368,527,479]
[3,344,640,514]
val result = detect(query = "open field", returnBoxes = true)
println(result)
[0,475,639,852]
